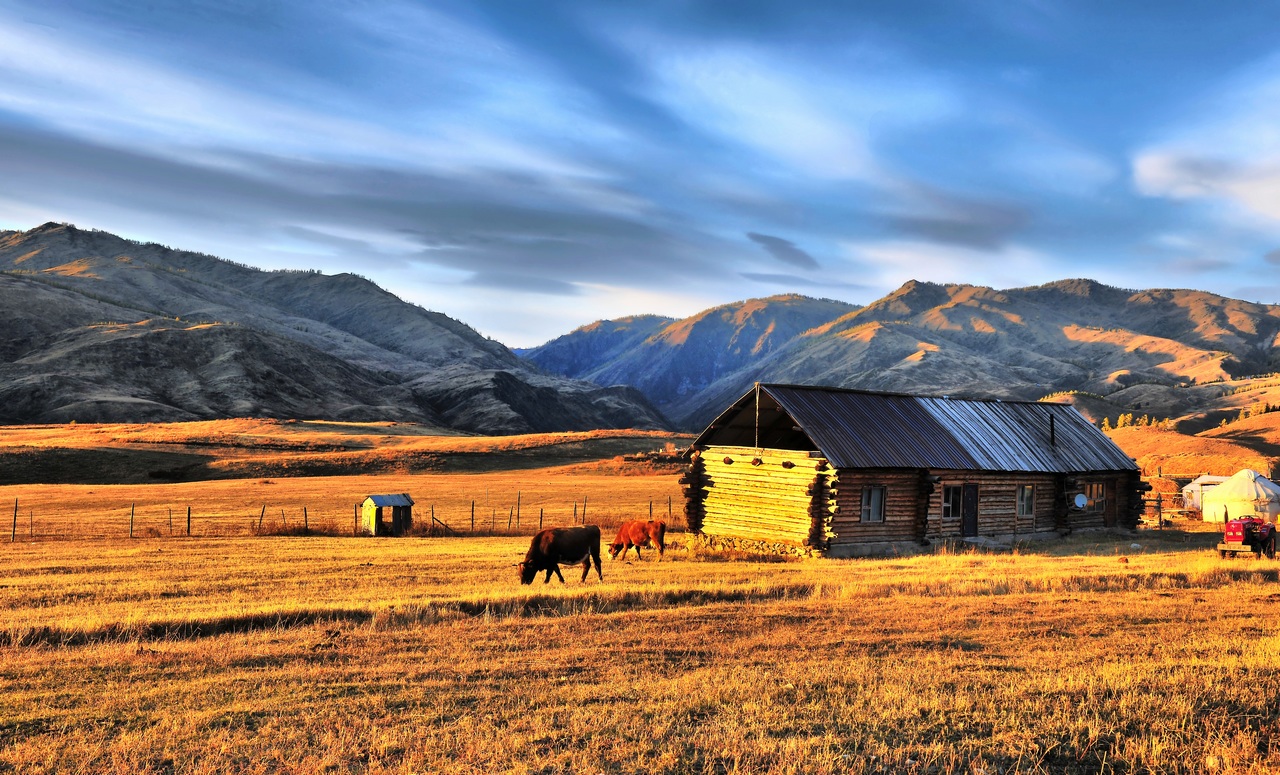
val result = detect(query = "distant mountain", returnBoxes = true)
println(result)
[526,279,1280,430]
[523,294,859,422]
[0,223,667,432]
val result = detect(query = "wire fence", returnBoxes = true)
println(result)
[5,493,683,542]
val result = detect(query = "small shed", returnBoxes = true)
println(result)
[681,384,1143,557]
[1200,470,1280,523]
[1181,474,1229,511]
[361,493,414,536]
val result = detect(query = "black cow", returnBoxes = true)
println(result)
[518,525,603,585]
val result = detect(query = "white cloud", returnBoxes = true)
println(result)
[1132,53,1280,226]
[640,42,956,184]
[0,8,612,182]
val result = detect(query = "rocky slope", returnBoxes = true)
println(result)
[526,279,1280,430]
[0,223,667,432]
[524,294,859,421]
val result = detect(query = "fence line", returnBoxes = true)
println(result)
[4,497,685,542]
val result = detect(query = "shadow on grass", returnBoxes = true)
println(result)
[1,608,375,648]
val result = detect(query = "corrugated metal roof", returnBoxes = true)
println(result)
[694,384,1136,473]
[365,493,414,507]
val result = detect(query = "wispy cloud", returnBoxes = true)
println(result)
[746,233,821,269]
[4,1,1280,345]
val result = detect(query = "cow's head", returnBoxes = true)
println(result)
[608,543,623,560]
[517,561,537,585]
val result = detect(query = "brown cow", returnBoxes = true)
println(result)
[609,520,667,561]
[518,525,603,585]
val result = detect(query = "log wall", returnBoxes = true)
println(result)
[827,469,923,545]
[684,446,1140,554]
[920,471,1059,540]
[697,446,830,547]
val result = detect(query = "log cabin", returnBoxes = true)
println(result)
[681,384,1142,557]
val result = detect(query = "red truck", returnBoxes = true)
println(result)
[1218,517,1277,559]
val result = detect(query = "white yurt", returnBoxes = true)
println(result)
[1200,469,1280,523]
[1182,474,1230,511]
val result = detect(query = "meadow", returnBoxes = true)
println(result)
[2,423,1279,773]
[3,511,1279,773]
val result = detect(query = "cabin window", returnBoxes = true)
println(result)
[941,485,962,519]
[861,486,886,523]
[1016,485,1035,518]
[1083,482,1106,514]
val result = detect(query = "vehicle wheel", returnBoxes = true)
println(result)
[1220,549,1228,559]
[1267,536,1277,560]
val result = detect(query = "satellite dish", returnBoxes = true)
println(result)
[1073,493,1089,509]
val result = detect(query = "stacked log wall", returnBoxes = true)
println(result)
[827,469,922,545]
[834,469,1140,544]
[679,452,708,533]
[691,444,1140,553]
[699,446,828,547]
[921,471,1059,539]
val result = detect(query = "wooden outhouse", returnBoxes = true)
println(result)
[681,384,1143,557]
[361,493,414,536]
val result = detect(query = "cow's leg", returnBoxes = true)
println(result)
[550,565,566,584]
[630,544,641,560]
[579,558,591,582]
[591,547,603,581]
[543,568,555,583]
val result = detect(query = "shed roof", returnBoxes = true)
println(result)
[364,493,414,507]
[693,384,1137,474]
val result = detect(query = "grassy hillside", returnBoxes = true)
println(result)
[0,420,688,485]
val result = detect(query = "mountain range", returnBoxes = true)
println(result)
[9,222,1280,437]
[0,223,666,433]
[524,278,1280,430]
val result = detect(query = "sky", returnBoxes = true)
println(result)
[5,1,1280,347]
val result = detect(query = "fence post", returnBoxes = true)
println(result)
[517,492,521,527]
[186,506,191,537]
[354,504,359,536]
[304,506,308,531]
[259,504,265,531]
[130,503,135,539]
[573,502,578,523]
[507,506,513,531]
[583,496,587,524]
[11,498,16,543]
[169,507,173,535]
[281,509,286,529]
[471,500,475,533]
[649,499,653,520]
[539,507,543,530]
[668,495,672,519]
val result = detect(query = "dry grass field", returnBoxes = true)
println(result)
[2,423,1280,773]
[0,421,689,484]
[3,513,1280,773]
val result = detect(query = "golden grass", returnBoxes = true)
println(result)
[3,524,1279,774]
[1106,424,1275,478]
[0,468,683,540]
[0,421,691,484]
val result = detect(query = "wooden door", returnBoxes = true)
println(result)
[961,484,979,537]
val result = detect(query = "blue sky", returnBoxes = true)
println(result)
[4,1,1280,346]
